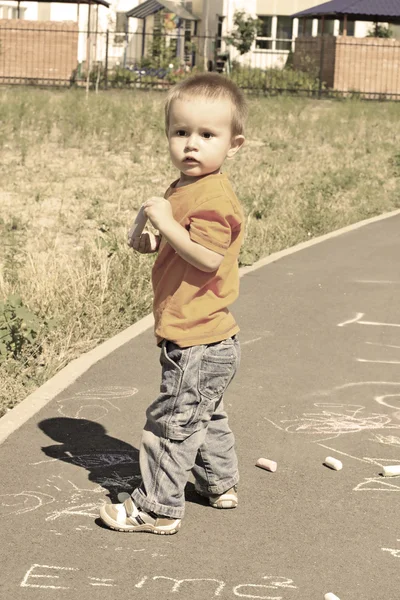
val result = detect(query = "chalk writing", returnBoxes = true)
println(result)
[20,564,299,597]
[21,564,78,590]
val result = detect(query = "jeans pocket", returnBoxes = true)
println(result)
[161,341,184,373]
[198,343,237,401]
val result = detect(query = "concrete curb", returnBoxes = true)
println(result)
[1,207,400,445]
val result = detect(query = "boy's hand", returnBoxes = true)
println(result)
[143,197,174,232]
[129,231,160,254]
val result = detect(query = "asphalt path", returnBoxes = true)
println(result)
[1,214,400,600]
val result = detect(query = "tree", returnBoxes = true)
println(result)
[226,10,261,55]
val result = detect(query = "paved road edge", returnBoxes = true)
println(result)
[1,207,400,445]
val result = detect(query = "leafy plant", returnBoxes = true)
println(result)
[0,295,54,362]
[367,24,393,38]
[226,10,262,55]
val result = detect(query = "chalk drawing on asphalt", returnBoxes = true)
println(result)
[357,359,400,365]
[0,491,54,517]
[372,434,400,447]
[366,342,400,350]
[20,565,299,597]
[21,564,79,590]
[381,541,400,558]
[337,312,400,328]
[0,476,106,520]
[264,403,400,442]
[354,478,400,492]
[68,450,139,469]
[56,386,138,420]
[311,381,400,413]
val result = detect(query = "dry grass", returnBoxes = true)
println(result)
[1,87,399,416]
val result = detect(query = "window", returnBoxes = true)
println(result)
[392,24,400,39]
[299,18,313,36]
[216,15,224,50]
[276,16,292,50]
[339,19,355,36]
[256,15,273,49]
[1,5,26,18]
[318,18,335,35]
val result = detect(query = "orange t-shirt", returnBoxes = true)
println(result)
[152,172,244,348]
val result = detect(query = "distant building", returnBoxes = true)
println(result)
[0,0,397,68]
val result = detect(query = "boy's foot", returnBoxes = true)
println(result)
[195,484,238,509]
[99,496,181,535]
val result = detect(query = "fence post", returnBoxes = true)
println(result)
[104,29,109,91]
[318,35,325,98]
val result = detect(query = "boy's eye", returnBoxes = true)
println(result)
[202,132,213,139]
[176,130,187,136]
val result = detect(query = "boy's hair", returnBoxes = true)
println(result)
[165,73,247,137]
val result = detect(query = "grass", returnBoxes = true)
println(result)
[0,87,399,416]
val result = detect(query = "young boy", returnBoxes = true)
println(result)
[99,73,246,535]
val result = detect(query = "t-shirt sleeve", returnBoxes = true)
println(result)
[188,197,242,256]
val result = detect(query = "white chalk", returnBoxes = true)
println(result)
[256,458,277,472]
[324,456,343,471]
[381,465,400,477]
[324,593,340,600]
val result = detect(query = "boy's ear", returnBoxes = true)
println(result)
[226,135,245,159]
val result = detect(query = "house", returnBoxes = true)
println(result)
[0,0,397,71]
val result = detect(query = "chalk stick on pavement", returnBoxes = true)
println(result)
[381,465,400,477]
[256,458,277,472]
[324,456,343,471]
[324,593,340,600]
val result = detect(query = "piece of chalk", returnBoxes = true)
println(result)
[382,465,400,477]
[256,458,277,472]
[324,456,343,471]
[128,205,148,243]
[324,593,340,600]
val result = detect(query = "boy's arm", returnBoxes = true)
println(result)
[143,196,232,272]
[160,220,223,272]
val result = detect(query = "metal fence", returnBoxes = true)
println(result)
[1,23,400,99]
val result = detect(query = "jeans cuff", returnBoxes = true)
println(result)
[200,475,239,495]
[131,488,185,520]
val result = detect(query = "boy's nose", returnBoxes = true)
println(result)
[185,135,198,151]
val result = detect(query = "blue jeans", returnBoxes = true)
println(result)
[131,336,241,519]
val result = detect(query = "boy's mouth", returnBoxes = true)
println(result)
[183,156,199,163]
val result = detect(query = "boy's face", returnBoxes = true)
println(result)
[167,96,244,183]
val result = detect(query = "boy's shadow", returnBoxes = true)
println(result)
[38,417,140,502]
[38,417,207,507]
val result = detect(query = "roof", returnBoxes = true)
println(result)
[292,0,400,20]
[126,0,198,20]
[17,0,110,6]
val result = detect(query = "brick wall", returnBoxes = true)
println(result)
[0,20,79,83]
[293,35,400,98]
[292,36,336,88]
[334,37,400,98]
